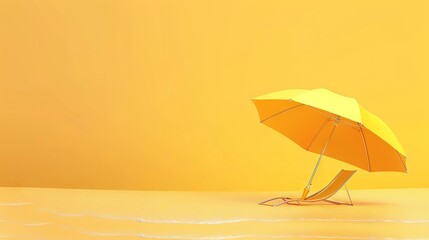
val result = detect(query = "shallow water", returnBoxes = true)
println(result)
[0,188,428,240]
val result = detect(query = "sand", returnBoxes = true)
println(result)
[0,187,428,240]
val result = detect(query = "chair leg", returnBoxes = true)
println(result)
[286,200,302,206]
[345,185,353,206]
[324,199,353,206]
[322,185,353,206]
[273,200,289,207]
[259,197,287,206]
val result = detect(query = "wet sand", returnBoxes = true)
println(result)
[0,187,428,240]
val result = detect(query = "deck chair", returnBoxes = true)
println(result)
[259,169,356,207]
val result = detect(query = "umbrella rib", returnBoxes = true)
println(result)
[260,103,304,123]
[358,123,371,171]
[396,150,408,173]
[306,118,330,150]
[293,104,359,128]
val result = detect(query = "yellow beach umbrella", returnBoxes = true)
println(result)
[252,89,407,198]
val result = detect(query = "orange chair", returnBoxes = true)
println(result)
[259,169,356,207]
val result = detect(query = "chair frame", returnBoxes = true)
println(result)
[259,170,356,207]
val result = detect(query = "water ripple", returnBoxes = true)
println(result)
[51,212,429,225]
[0,202,31,206]
[0,219,51,227]
[82,231,429,240]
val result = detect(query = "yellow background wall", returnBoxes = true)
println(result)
[0,0,427,191]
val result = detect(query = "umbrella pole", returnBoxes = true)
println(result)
[301,119,339,199]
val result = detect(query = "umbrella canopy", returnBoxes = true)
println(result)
[252,88,407,173]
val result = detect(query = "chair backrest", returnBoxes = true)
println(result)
[305,169,356,201]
